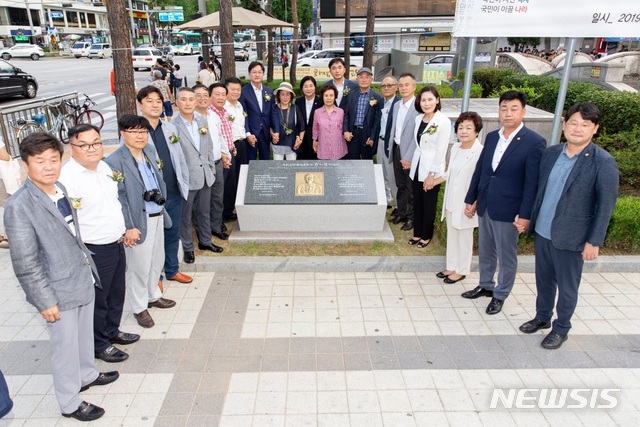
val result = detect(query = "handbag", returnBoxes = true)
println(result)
[0,158,22,195]
[0,370,13,418]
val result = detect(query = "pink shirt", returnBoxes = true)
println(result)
[312,106,348,160]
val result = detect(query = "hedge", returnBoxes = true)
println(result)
[595,127,640,187]
[605,196,640,252]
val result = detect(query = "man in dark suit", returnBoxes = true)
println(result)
[239,61,280,160]
[5,133,118,421]
[378,75,399,210]
[342,67,383,160]
[323,57,359,110]
[462,90,546,315]
[295,75,323,160]
[519,102,618,349]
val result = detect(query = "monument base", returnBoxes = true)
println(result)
[229,221,394,244]
[235,162,392,241]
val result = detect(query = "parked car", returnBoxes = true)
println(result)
[234,46,249,61]
[297,50,320,60]
[71,41,92,58]
[0,44,45,61]
[132,48,163,71]
[296,48,363,68]
[0,59,38,98]
[87,43,112,59]
[423,54,455,67]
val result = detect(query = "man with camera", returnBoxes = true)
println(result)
[105,114,176,329]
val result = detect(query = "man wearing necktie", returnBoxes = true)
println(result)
[4,133,118,421]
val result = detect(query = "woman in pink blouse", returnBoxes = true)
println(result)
[312,85,348,160]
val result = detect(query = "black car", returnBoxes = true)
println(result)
[0,59,37,98]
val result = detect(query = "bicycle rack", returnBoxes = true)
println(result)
[0,92,79,158]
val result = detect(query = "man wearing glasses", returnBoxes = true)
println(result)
[378,76,400,211]
[105,115,176,329]
[60,124,140,360]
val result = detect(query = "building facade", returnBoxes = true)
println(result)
[319,0,456,53]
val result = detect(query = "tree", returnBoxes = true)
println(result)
[344,0,351,69]
[219,0,235,80]
[363,0,376,69]
[269,0,313,31]
[289,0,299,86]
[507,37,541,52]
[105,0,136,116]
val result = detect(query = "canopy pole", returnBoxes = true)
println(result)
[549,37,578,145]
[461,37,477,113]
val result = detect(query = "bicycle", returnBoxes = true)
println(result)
[13,101,75,144]
[65,93,105,130]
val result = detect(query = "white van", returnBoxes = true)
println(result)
[71,41,91,58]
[87,43,112,59]
[296,48,364,69]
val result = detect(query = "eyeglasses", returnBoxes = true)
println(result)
[380,84,397,89]
[69,142,102,152]
[122,130,149,136]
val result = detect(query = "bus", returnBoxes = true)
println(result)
[169,31,201,55]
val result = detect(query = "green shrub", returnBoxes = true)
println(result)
[470,68,516,97]
[605,196,640,252]
[489,84,542,105]
[573,89,640,135]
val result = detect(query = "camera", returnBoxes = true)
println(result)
[143,189,165,206]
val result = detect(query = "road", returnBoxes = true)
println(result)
[0,53,257,142]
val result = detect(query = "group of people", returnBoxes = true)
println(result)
[1,57,620,421]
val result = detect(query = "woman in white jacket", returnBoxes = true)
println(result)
[408,86,451,248]
[434,112,484,283]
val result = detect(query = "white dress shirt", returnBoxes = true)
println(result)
[491,122,524,170]
[224,100,247,141]
[252,83,263,111]
[59,158,126,244]
[305,98,314,124]
[333,80,345,106]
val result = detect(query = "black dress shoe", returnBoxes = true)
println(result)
[392,215,406,224]
[184,251,195,263]
[198,243,224,253]
[148,297,176,309]
[221,223,228,232]
[212,230,229,240]
[62,401,105,421]
[436,271,450,279]
[541,331,568,350]
[224,214,238,222]
[519,319,552,334]
[401,220,414,231]
[444,275,466,284]
[486,297,504,315]
[80,371,119,392]
[95,346,128,363]
[461,286,493,299]
[390,208,398,217]
[110,332,140,345]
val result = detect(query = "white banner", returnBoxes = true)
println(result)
[454,0,638,37]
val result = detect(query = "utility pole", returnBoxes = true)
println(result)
[24,0,36,44]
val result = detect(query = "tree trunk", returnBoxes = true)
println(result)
[219,0,235,80]
[289,0,299,86]
[267,3,274,82]
[363,0,375,69]
[344,0,351,69]
[105,0,136,117]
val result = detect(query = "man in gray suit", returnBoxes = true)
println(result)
[519,102,619,349]
[378,75,399,211]
[105,115,176,329]
[4,133,118,421]
[388,73,420,231]
[174,87,222,263]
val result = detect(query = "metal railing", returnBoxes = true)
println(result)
[0,92,79,157]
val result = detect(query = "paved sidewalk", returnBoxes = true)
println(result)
[0,249,639,426]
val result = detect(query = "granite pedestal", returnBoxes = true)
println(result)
[232,160,394,243]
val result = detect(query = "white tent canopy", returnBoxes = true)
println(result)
[176,7,293,31]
